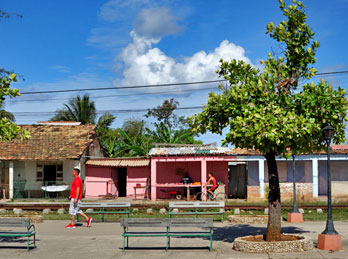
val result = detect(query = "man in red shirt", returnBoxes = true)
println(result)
[205,172,218,199]
[65,168,92,229]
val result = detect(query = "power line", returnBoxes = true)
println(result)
[17,70,348,95]
[10,106,204,117]
[9,86,219,103]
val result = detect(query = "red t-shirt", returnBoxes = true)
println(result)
[70,176,83,200]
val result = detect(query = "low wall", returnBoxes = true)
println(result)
[247,183,314,202]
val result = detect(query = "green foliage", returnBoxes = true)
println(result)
[189,0,348,156]
[51,94,97,124]
[0,74,29,141]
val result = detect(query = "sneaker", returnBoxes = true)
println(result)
[65,223,76,229]
[87,217,92,227]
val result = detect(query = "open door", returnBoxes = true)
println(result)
[117,168,127,197]
[228,163,247,199]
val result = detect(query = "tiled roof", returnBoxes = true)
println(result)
[0,124,96,160]
[86,158,150,167]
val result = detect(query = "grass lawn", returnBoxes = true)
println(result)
[2,207,347,222]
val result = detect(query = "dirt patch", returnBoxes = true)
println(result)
[242,234,303,242]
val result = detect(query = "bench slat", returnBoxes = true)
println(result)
[0,218,30,227]
[169,218,213,228]
[121,218,169,227]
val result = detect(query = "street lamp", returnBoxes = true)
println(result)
[321,124,337,235]
[318,124,342,251]
[291,154,299,213]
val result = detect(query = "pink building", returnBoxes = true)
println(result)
[85,144,348,202]
[85,158,150,199]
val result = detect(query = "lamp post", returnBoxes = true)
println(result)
[317,124,342,251]
[321,124,337,235]
[287,154,303,222]
[291,154,299,214]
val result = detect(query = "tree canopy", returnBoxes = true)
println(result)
[189,0,348,241]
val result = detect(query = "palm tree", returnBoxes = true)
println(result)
[51,94,97,124]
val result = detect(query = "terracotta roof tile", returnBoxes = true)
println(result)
[0,124,96,160]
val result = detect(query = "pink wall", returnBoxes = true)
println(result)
[126,166,151,198]
[207,161,229,194]
[154,159,229,199]
[85,166,117,198]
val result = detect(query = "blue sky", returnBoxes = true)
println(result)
[1,0,348,145]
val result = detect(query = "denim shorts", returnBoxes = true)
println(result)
[69,199,82,215]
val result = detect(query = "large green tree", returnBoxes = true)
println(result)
[189,0,348,241]
[0,74,29,141]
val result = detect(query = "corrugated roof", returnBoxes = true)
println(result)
[86,158,150,167]
[0,124,96,160]
[149,146,238,156]
[149,145,348,156]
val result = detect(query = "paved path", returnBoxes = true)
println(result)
[0,220,348,259]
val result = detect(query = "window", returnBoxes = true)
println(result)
[36,162,63,182]
[56,164,63,181]
[36,164,43,181]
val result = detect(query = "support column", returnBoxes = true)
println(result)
[258,159,265,198]
[201,159,207,195]
[151,160,157,201]
[9,161,14,199]
[312,158,318,198]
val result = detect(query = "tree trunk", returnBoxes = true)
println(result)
[265,152,282,241]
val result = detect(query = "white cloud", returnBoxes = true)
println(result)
[50,65,71,73]
[116,30,252,89]
[134,7,184,38]
[99,0,152,22]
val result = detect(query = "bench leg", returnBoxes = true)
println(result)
[123,236,126,251]
[166,236,169,251]
[127,236,129,248]
[34,233,36,248]
[210,229,213,251]
[27,236,30,251]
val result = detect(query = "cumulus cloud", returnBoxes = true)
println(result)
[134,7,184,38]
[116,30,252,89]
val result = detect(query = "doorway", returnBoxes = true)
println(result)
[117,168,127,197]
[43,165,57,184]
[228,163,247,199]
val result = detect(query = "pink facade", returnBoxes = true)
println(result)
[85,165,150,199]
[85,166,117,198]
[85,156,232,200]
[151,156,233,200]
[126,166,151,199]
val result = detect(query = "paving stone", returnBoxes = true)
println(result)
[86,208,94,213]
[317,208,323,214]
[0,208,7,214]
[159,208,167,214]
[299,208,305,214]
[172,208,179,213]
[264,208,269,214]
[234,208,240,215]
[132,208,139,213]
[146,208,153,214]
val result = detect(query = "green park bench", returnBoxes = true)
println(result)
[168,201,225,222]
[77,202,131,222]
[120,218,213,251]
[0,218,36,251]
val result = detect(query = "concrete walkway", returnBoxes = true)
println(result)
[0,220,347,259]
